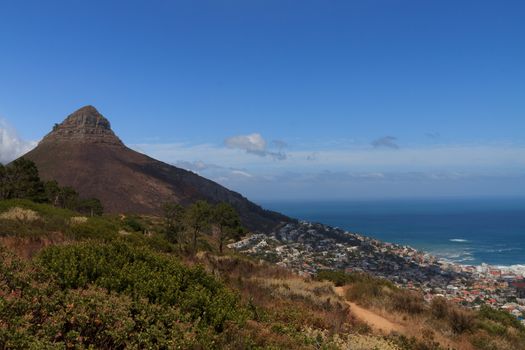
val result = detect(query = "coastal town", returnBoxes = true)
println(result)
[229,221,525,326]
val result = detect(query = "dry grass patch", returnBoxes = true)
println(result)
[340,334,401,350]
[70,216,88,225]
[252,277,340,308]
[303,327,401,350]
[0,234,66,259]
[0,207,40,222]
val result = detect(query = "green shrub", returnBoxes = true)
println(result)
[0,199,77,239]
[0,248,206,349]
[67,217,119,241]
[315,270,353,286]
[0,243,254,348]
[123,215,145,232]
[479,305,525,331]
[38,241,245,330]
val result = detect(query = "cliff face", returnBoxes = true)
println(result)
[22,106,289,232]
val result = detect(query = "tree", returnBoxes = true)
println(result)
[2,158,46,202]
[184,200,211,254]
[162,202,184,244]
[0,159,104,216]
[59,186,79,210]
[0,164,7,200]
[76,198,104,217]
[213,203,243,254]
[44,180,61,206]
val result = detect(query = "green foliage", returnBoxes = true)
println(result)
[43,179,60,206]
[44,180,81,210]
[184,200,212,254]
[0,164,7,199]
[161,200,245,254]
[213,202,244,254]
[0,158,46,202]
[60,186,80,210]
[38,241,245,330]
[0,198,76,219]
[123,215,145,232]
[3,196,524,349]
[67,216,120,241]
[315,270,354,287]
[0,247,235,349]
[0,159,103,215]
[76,198,104,217]
[162,201,185,243]
[0,199,75,238]
[479,305,525,331]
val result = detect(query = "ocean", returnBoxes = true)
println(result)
[260,197,525,266]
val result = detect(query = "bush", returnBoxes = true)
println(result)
[430,297,449,319]
[316,270,353,286]
[123,216,145,232]
[67,217,119,241]
[479,305,525,331]
[0,248,212,349]
[38,241,245,331]
[391,290,425,314]
[448,307,475,334]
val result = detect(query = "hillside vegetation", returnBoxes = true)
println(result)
[317,270,525,350]
[1,160,524,349]
[0,199,373,349]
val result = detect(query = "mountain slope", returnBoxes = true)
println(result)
[22,106,289,232]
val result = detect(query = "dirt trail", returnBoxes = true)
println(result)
[334,287,403,334]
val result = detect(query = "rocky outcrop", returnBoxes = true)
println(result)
[40,105,123,146]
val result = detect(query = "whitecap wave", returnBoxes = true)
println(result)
[449,238,469,243]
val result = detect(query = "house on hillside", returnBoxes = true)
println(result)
[511,281,525,298]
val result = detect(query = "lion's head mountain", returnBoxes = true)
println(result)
[22,105,289,232]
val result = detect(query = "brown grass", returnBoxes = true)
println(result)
[0,207,40,222]
[0,234,66,259]
[70,216,88,225]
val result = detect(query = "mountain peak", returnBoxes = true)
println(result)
[41,106,123,146]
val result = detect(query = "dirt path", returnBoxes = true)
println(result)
[334,287,402,334]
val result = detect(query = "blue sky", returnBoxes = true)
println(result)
[1,0,524,200]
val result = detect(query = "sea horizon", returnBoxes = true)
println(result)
[259,196,525,267]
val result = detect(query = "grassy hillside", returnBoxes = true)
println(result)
[0,200,366,349]
[1,199,524,349]
[317,270,525,350]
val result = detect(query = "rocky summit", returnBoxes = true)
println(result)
[22,106,289,232]
[41,105,123,145]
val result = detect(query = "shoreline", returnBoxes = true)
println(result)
[357,235,525,270]
[231,220,525,325]
[362,234,525,279]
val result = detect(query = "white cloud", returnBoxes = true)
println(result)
[225,133,266,154]
[0,118,36,164]
[224,133,286,160]
[231,170,253,178]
